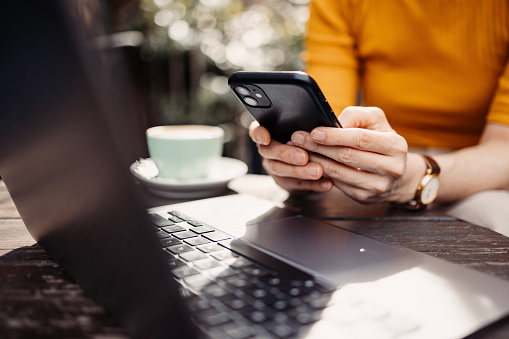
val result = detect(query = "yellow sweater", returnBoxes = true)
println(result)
[305,0,509,149]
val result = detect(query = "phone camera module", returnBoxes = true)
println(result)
[231,83,271,108]
[244,96,258,106]
[235,86,250,96]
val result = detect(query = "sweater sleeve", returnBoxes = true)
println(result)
[304,0,360,115]
[487,58,509,126]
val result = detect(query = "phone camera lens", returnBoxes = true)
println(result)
[235,86,250,96]
[244,96,258,106]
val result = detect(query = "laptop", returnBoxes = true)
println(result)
[2,1,509,338]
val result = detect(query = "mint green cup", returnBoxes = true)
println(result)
[146,125,224,179]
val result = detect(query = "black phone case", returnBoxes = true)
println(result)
[228,71,341,143]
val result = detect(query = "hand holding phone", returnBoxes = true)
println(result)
[229,71,341,144]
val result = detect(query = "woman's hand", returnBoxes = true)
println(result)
[249,106,420,203]
[290,106,412,203]
[248,121,334,194]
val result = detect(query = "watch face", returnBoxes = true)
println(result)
[421,176,440,205]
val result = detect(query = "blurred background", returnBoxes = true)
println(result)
[100,0,309,173]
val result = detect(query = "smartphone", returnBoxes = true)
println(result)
[228,71,341,143]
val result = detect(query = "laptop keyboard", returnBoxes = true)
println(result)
[150,211,420,339]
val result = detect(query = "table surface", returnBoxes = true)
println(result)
[2,176,509,338]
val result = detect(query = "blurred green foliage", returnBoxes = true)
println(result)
[138,0,309,126]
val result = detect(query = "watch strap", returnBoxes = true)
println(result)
[406,154,441,210]
[422,155,440,176]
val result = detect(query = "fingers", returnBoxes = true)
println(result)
[309,128,407,156]
[258,143,309,166]
[271,175,334,193]
[249,121,270,145]
[262,158,322,180]
[297,128,406,158]
[292,130,407,177]
[338,106,394,131]
[249,121,309,166]
[308,153,396,202]
[291,105,407,176]
[248,121,330,194]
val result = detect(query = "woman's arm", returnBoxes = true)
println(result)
[433,122,509,202]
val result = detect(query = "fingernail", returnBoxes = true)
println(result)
[257,130,268,145]
[307,164,320,177]
[292,132,305,145]
[311,130,326,142]
[321,181,331,190]
[291,150,306,165]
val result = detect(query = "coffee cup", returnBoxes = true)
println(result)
[146,125,224,179]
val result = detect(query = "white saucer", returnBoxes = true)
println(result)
[130,157,248,199]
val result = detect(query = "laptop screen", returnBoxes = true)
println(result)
[0,1,198,337]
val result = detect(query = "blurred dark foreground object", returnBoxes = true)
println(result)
[0,1,198,338]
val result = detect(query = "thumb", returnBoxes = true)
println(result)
[339,106,394,132]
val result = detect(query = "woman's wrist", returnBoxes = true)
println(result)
[391,153,428,204]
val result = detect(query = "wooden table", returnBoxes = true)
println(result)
[1,176,509,338]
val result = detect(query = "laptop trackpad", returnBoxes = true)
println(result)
[236,215,417,285]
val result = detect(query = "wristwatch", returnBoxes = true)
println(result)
[407,155,441,210]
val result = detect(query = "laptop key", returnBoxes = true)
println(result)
[203,231,231,242]
[149,213,174,227]
[160,237,182,247]
[218,322,255,339]
[286,305,322,324]
[304,294,332,309]
[203,267,238,280]
[260,275,283,287]
[185,237,210,246]
[225,275,255,289]
[179,251,208,262]
[194,309,232,327]
[270,299,291,311]
[210,250,238,261]
[167,244,194,254]
[155,230,171,239]
[241,308,270,324]
[219,294,250,311]
[167,257,186,269]
[193,259,223,271]
[173,231,198,240]
[241,266,270,278]
[187,220,204,227]
[203,284,232,298]
[190,225,214,234]
[184,275,215,290]
[281,286,310,297]
[172,266,200,279]
[168,211,189,220]
[255,294,281,310]
[226,257,254,269]
[167,214,184,223]
[197,243,224,253]
[267,323,294,338]
[246,287,270,299]
[187,295,213,312]
[161,225,187,233]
